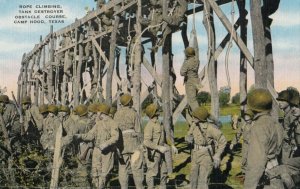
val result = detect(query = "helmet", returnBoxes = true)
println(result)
[74,105,88,117]
[88,103,99,113]
[185,47,195,57]
[22,96,32,104]
[288,89,299,106]
[0,95,9,103]
[277,90,291,103]
[145,103,159,118]
[104,9,114,17]
[192,107,209,121]
[120,94,133,106]
[39,104,48,114]
[244,109,254,119]
[98,103,110,115]
[59,105,70,113]
[48,104,58,114]
[247,88,272,112]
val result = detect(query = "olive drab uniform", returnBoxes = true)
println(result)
[79,116,119,188]
[180,53,200,111]
[114,106,144,189]
[23,105,43,146]
[244,112,284,189]
[186,122,227,189]
[144,118,168,189]
[68,116,94,187]
[231,120,252,173]
[39,114,60,152]
[282,108,297,163]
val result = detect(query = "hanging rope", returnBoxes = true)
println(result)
[224,0,235,91]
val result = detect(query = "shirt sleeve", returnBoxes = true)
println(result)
[143,122,159,150]
[244,124,268,189]
[180,59,189,76]
[209,125,227,157]
[103,121,119,147]
[81,124,96,141]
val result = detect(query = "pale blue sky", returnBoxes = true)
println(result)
[0,0,299,98]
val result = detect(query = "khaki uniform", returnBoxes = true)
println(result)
[244,112,284,189]
[180,56,200,111]
[144,118,168,189]
[39,115,60,152]
[231,120,252,172]
[114,106,144,189]
[186,122,226,189]
[282,109,297,163]
[23,105,43,145]
[80,117,119,188]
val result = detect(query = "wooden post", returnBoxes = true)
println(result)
[73,28,79,106]
[48,25,54,101]
[23,60,29,97]
[250,0,266,88]
[74,33,84,106]
[203,0,219,119]
[34,79,39,105]
[18,53,26,103]
[162,0,174,143]
[237,0,248,116]
[106,15,120,105]
[132,0,142,114]
[40,46,46,105]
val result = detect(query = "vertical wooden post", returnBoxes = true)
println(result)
[203,0,219,118]
[40,45,46,105]
[106,15,120,105]
[250,0,266,88]
[23,60,29,97]
[18,53,26,104]
[48,25,54,101]
[237,0,248,116]
[34,79,39,105]
[132,0,142,114]
[72,28,79,106]
[74,33,84,106]
[162,0,174,142]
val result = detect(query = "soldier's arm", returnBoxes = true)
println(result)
[134,112,142,134]
[244,124,268,189]
[180,60,188,76]
[143,123,159,150]
[80,125,96,141]
[103,121,119,147]
[210,125,227,157]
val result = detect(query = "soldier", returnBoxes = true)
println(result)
[143,103,169,189]
[89,81,105,103]
[180,47,200,112]
[39,104,60,153]
[244,89,284,189]
[291,93,300,157]
[185,106,227,189]
[75,103,119,188]
[114,94,144,189]
[230,110,254,177]
[277,90,297,163]
[67,104,93,187]
[0,95,21,153]
[21,96,43,147]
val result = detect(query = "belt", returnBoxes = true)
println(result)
[194,144,212,151]
[122,129,135,134]
[265,158,278,171]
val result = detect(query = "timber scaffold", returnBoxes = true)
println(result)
[17,0,279,142]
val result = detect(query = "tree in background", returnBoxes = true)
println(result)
[231,93,240,104]
[196,91,211,105]
[219,87,230,107]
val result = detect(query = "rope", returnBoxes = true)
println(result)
[224,0,235,91]
[193,0,196,31]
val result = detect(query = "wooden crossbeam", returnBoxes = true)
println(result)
[142,56,162,87]
[207,0,254,67]
[91,37,110,66]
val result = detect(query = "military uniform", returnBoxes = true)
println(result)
[277,90,297,163]
[144,104,168,189]
[244,89,284,189]
[78,104,119,188]
[185,107,226,189]
[180,47,200,111]
[114,94,144,189]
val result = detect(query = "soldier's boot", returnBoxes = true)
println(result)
[133,174,144,189]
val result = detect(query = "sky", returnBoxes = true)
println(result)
[0,0,299,100]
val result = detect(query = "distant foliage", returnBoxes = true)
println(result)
[196,91,211,105]
[219,87,230,107]
[231,93,240,104]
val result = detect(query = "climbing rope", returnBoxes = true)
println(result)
[224,0,235,91]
